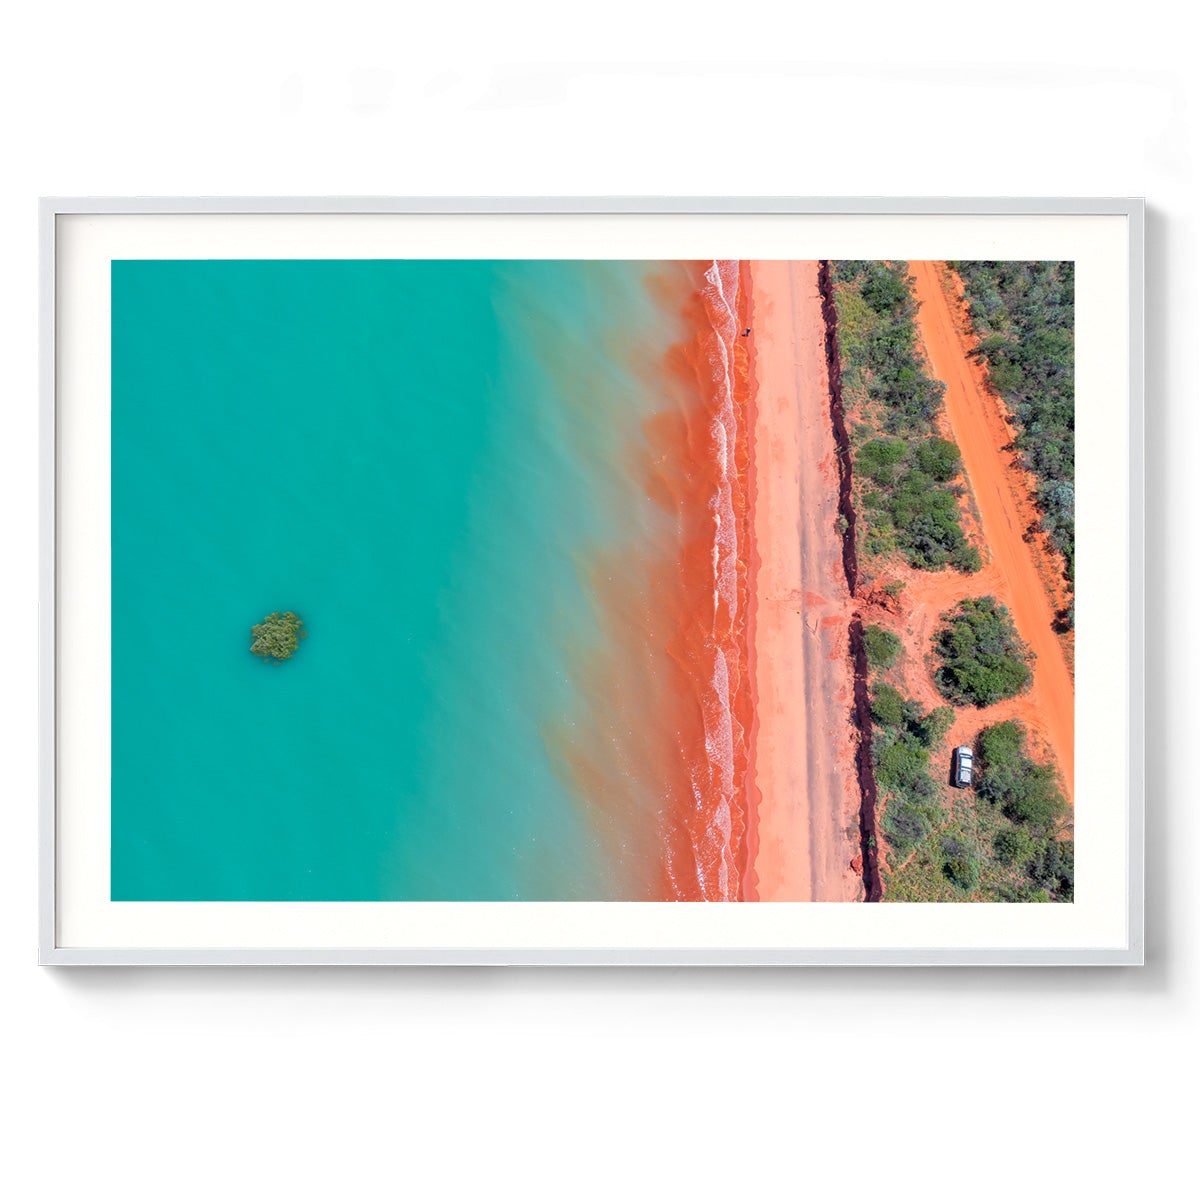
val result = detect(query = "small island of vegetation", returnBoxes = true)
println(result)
[250,611,306,662]
[932,596,1033,707]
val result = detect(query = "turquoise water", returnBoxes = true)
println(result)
[111,259,687,900]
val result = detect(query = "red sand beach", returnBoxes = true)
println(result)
[744,261,862,901]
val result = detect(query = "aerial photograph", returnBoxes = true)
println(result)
[111,256,1074,903]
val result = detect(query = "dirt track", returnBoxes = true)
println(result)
[906,262,1075,802]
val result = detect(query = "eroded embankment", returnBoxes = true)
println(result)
[847,618,883,901]
[817,260,881,902]
[818,262,858,596]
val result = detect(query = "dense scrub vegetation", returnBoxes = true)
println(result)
[976,721,1072,900]
[863,624,901,670]
[940,837,981,892]
[866,654,955,863]
[832,261,980,574]
[250,611,306,662]
[872,683,949,857]
[977,721,1067,834]
[859,609,975,894]
[932,597,1033,706]
[954,261,1075,617]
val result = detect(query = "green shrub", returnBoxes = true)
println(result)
[862,266,909,315]
[856,446,978,573]
[858,438,908,486]
[933,597,1033,706]
[915,437,962,482]
[863,624,902,670]
[917,705,955,747]
[978,720,1023,761]
[995,882,1051,903]
[976,720,1067,833]
[871,683,906,727]
[871,683,951,858]
[250,611,306,662]
[950,543,983,573]
[888,468,975,569]
[944,858,978,890]
[884,802,933,853]
[993,826,1036,865]
[876,737,931,791]
[941,838,980,891]
[1005,765,1065,828]
[1029,838,1074,901]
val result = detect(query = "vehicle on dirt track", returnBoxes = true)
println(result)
[952,745,973,789]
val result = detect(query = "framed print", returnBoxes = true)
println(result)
[40,197,1144,965]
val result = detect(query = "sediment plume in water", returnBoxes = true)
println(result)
[553,261,753,901]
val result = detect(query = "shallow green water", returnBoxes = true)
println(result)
[111,259,683,900]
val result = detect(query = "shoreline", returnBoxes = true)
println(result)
[739,260,762,900]
[548,260,753,901]
[744,261,862,902]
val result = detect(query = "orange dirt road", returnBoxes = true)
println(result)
[907,261,1074,802]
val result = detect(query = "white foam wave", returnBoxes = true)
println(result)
[666,260,745,902]
[701,260,743,901]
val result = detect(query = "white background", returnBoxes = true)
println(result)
[0,2,1189,1197]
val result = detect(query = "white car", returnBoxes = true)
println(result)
[953,745,973,788]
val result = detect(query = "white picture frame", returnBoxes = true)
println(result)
[40,197,1145,965]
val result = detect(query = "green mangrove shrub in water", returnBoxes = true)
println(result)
[250,611,306,662]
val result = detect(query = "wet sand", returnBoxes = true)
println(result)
[745,261,861,901]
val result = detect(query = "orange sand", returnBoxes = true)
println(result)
[745,261,862,901]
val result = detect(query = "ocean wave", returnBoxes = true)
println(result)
[668,259,747,902]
